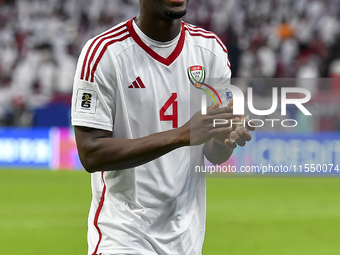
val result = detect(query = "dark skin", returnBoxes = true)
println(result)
[75,0,255,173]
[135,0,185,41]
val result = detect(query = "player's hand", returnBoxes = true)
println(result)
[212,97,255,149]
[224,116,256,149]
[182,103,239,146]
[211,115,240,146]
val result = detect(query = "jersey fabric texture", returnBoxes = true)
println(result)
[71,18,231,255]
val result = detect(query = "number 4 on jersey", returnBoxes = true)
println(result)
[160,93,178,128]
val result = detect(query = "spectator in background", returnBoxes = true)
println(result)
[225,27,241,78]
[317,11,339,48]
[293,12,314,52]
[277,18,295,41]
[55,43,77,94]
[257,39,277,78]
[326,40,340,93]
[296,55,320,96]
[11,43,58,107]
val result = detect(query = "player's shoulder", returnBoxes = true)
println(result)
[77,20,134,83]
[82,19,133,56]
[183,22,228,55]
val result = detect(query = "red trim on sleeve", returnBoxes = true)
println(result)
[81,23,126,80]
[85,29,128,81]
[184,26,229,54]
[89,34,131,82]
[184,25,231,69]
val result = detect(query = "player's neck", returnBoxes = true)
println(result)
[134,15,182,42]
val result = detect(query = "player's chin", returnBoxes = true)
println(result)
[163,8,187,20]
[162,0,188,19]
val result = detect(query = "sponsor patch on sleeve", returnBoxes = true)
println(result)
[75,89,98,114]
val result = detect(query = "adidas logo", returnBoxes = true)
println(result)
[128,77,145,89]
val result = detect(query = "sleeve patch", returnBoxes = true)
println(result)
[75,89,98,114]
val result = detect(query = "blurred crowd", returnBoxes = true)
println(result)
[187,0,340,95]
[220,0,340,96]
[0,0,340,127]
[0,0,140,125]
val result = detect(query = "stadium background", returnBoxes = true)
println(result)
[1,0,340,254]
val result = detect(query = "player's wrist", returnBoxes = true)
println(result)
[172,125,190,147]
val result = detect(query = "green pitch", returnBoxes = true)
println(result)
[0,170,90,255]
[1,170,340,255]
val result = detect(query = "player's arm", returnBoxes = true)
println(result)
[75,126,186,172]
[75,105,236,173]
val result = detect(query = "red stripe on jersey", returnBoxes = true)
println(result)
[81,23,126,80]
[85,28,128,81]
[184,26,229,54]
[90,34,131,82]
[186,26,228,53]
[132,81,139,88]
[91,172,106,255]
[136,77,145,88]
[184,26,231,69]
[184,23,214,36]
[126,19,185,66]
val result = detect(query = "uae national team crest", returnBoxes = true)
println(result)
[188,65,205,85]
[187,65,223,105]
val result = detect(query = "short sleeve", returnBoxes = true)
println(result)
[214,44,232,106]
[71,40,117,131]
[215,42,231,80]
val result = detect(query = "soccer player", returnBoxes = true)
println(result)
[71,0,254,254]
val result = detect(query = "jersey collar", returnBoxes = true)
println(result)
[126,18,185,66]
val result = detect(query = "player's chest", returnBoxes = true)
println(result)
[120,60,208,120]
[113,45,219,130]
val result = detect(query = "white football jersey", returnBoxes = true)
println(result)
[71,18,231,255]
